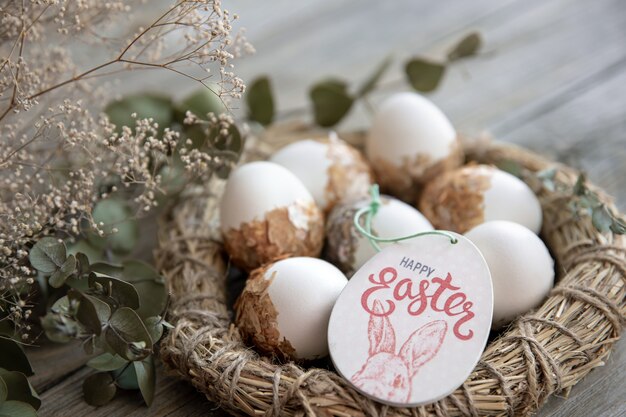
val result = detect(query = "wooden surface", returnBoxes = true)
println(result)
[33,0,625,416]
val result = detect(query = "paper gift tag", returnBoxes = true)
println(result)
[328,233,493,407]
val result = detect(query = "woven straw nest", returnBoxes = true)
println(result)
[157,124,625,417]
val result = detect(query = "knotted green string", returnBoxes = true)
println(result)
[353,184,458,252]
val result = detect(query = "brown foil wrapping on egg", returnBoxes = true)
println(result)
[419,165,492,233]
[372,139,464,203]
[223,201,324,271]
[324,138,373,212]
[234,265,297,360]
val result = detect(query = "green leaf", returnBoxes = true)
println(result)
[447,32,482,61]
[112,364,138,390]
[246,76,275,126]
[309,79,354,127]
[405,58,446,92]
[573,173,586,196]
[105,308,152,361]
[90,262,124,278]
[0,377,6,403]
[40,313,79,343]
[144,317,164,344]
[121,261,167,318]
[69,290,111,335]
[0,369,40,410]
[357,56,392,97]
[105,93,173,134]
[134,356,156,406]
[536,167,557,192]
[497,160,523,178]
[610,217,626,234]
[87,353,128,372]
[49,254,76,288]
[0,401,38,417]
[592,205,613,233]
[88,199,139,255]
[83,372,116,406]
[67,240,104,265]
[29,237,66,274]
[0,339,33,376]
[175,85,226,123]
[89,273,140,310]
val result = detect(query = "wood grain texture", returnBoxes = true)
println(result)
[33,0,625,415]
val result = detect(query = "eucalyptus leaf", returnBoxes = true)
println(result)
[611,217,626,234]
[405,58,446,92]
[70,290,111,335]
[246,76,274,126]
[105,308,152,361]
[0,339,33,376]
[175,85,226,123]
[29,237,66,274]
[67,240,103,265]
[357,56,392,97]
[122,260,167,318]
[0,401,38,417]
[144,316,164,344]
[90,262,124,278]
[134,356,156,406]
[105,93,173,134]
[447,32,482,61]
[112,364,138,390]
[49,254,76,288]
[89,273,140,309]
[88,199,139,255]
[573,173,586,196]
[87,353,128,372]
[0,378,6,403]
[496,160,523,178]
[0,369,40,410]
[309,79,354,127]
[41,313,79,343]
[83,372,116,407]
[592,205,613,233]
[536,167,557,192]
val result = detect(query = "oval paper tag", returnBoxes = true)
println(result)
[328,233,493,407]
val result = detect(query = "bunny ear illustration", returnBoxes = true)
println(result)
[368,299,396,355]
[399,320,447,377]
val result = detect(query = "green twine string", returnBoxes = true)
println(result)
[353,184,459,252]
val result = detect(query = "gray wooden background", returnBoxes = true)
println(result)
[31,0,625,416]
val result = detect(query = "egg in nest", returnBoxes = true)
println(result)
[235,257,348,360]
[270,133,373,213]
[324,196,433,276]
[220,161,324,270]
[419,164,542,234]
[366,92,463,202]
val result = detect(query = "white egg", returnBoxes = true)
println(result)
[465,221,554,329]
[325,196,434,276]
[420,164,543,234]
[270,134,373,212]
[366,92,463,202]
[220,161,324,270]
[235,257,348,360]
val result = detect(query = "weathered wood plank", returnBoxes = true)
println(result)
[37,364,226,417]
[497,63,626,210]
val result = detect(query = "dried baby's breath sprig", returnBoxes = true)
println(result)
[0,0,250,343]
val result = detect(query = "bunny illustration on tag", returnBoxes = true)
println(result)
[351,300,447,403]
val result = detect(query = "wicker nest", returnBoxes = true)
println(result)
[157,125,625,417]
